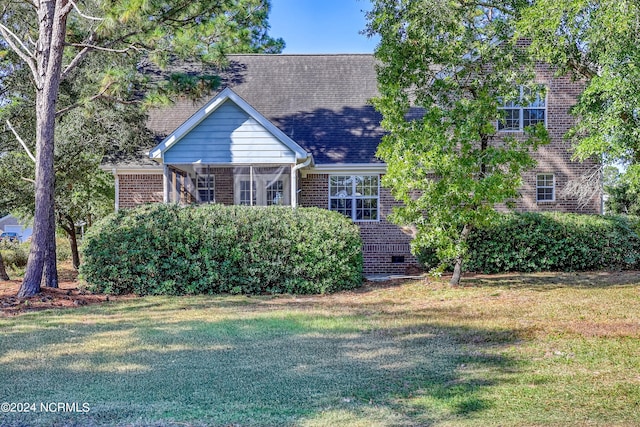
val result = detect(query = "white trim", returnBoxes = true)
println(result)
[302,163,386,178]
[233,170,291,206]
[536,173,555,202]
[109,167,163,174]
[194,166,216,203]
[149,87,310,162]
[328,174,381,222]
[114,172,120,211]
[163,164,170,203]
[497,86,547,132]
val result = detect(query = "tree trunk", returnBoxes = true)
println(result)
[0,253,9,281]
[449,224,471,286]
[60,214,80,270]
[18,0,69,297]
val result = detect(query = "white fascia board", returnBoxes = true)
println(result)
[302,163,387,178]
[149,87,310,161]
[108,166,163,174]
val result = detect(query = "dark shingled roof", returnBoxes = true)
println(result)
[146,54,384,165]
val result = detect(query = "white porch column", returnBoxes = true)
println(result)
[290,164,297,208]
[163,164,170,203]
[113,170,120,211]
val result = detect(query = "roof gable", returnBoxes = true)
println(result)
[150,87,310,163]
[146,55,385,165]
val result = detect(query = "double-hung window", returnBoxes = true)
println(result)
[329,175,379,221]
[195,166,215,203]
[498,86,546,131]
[536,174,555,202]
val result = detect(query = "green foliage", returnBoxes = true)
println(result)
[519,0,640,172]
[80,204,363,295]
[367,1,548,281]
[603,165,640,215]
[422,212,640,273]
[0,241,29,269]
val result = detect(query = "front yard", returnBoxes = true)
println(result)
[1,271,640,426]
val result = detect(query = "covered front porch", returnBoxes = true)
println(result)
[150,87,313,207]
[164,164,302,207]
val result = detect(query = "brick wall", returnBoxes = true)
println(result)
[211,167,234,205]
[299,173,420,275]
[118,174,164,208]
[499,64,602,214]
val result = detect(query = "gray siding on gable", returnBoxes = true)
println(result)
[163,100,297,164]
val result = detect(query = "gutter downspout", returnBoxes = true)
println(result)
[291,156,312,208]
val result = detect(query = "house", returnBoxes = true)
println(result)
[109,54,601,274]
[0,214,33,242]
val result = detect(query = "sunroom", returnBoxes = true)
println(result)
[149,88,312,207]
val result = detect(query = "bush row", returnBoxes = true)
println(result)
[80,204,363,295]
[419,212,640,273]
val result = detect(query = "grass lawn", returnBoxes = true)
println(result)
[1,271,640,426]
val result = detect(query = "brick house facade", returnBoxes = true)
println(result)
[109,54,600,275]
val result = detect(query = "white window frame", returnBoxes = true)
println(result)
[328,175,380,222]
[536,173,555,202]
[195,166,215,203]
[233,174,290,206]
[498,86,547,132]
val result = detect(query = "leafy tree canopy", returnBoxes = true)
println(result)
[367,0,548,284]
[519,0,640,169]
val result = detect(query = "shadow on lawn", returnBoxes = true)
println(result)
[0,303,526,427]
[460,270,640,290]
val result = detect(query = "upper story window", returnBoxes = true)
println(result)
[498,86,546,131]
[329,175,379,221]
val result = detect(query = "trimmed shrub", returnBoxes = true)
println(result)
[463,212,640,273]
[0,240,29,268]
[80,204,363,295]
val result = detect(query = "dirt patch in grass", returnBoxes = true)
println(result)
[0,264,133,316]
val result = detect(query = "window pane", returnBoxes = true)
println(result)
[330,176,352,197]
[523,109,545,127]
[356,175,379,196]
[239,180,256,206]
[537,174,553,186]
[196,171,215,203]
[498,108,520,130]
[537,187,554,201]
[356,198,378,220]
[266,180,285,205]
[330,198,352,217]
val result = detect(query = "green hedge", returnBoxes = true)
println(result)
[419,212,640,273]
[0,240,29,268]
[80,204,363,295]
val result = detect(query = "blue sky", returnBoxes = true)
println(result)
[269,0,379,53]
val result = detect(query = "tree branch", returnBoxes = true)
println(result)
[67,42,138,54]
[21,177,36,184]
[69,0,103,21]
[6,120,36,163]
[55,83,112,117]
[60,44,92,81]
[0,23,39,85]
